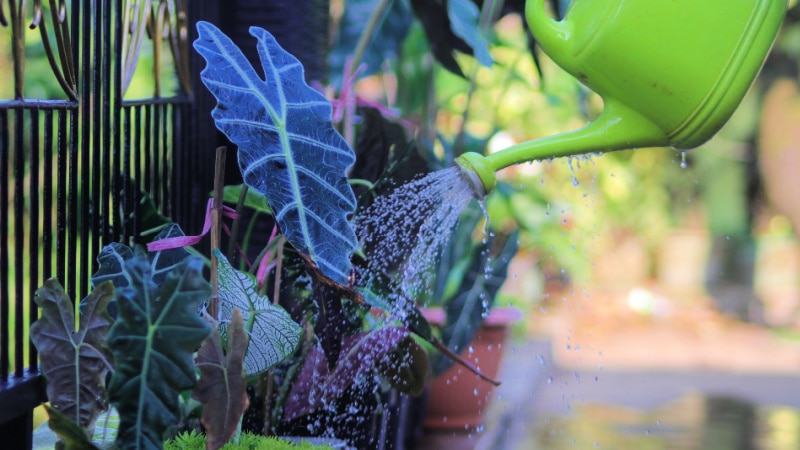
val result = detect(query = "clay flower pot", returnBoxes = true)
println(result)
[422,306,521,429]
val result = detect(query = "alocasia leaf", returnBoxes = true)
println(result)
[194,21,358,285]
[31,279,114,436]
[106,255,212,450]
[192,309,249,450]
[215,249,301,374]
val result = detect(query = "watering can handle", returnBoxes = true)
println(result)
[525,0,572,64]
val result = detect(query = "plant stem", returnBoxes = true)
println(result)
[227,184,250,260]
[272,237,285,306]
[209,146,227,320]
[342,0,394,147]
[261,236,285,433]
[348,0,394,81]
[271,317,315,433]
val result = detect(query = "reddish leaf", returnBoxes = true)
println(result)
[192,309,250,450]
[283,325,426,421]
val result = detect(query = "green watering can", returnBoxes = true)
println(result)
[456,0,787,197]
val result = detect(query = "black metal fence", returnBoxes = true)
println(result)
[0,1,224,447]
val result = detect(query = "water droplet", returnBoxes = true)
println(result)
[680,151,687,169]
[594,441,599,447]
[547,376,554,384]
[540,306,547,314]
[536,354,546,365]
[473,388,480,396]
[567,157,580,186]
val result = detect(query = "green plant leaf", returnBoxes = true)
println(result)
[447,0,493,67]
[435,230,519,375]
[328,0,414,86]
[194,21,358,285]
[221,184,271,214]
[43,404,101,450]
[31,279,114,436]
[376,332,429,396]
[192,309,249,450]
[215,249,301,374]
[106,255,212,450]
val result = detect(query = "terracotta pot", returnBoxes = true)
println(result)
[422,307,521,429]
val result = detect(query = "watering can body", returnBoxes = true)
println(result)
[457,0,786,196]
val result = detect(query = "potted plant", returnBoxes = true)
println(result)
[28,9,510,448]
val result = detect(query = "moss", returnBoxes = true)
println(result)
[164,431,335,450]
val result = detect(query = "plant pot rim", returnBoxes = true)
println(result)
[422,306,522,327]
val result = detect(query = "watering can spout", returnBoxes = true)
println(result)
[456,100,666,195]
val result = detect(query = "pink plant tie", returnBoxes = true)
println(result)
[146,198,239,252]
[256,225,279,287]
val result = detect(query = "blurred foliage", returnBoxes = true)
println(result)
[0,8,177,101]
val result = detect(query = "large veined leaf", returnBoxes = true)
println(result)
[31,279,114,437]
[194,21,358,285]
[215,249,301,374]
[192,309,249,450]
[106,255,212,450]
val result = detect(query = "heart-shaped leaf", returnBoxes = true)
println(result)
[106,255,212,450]
[31,279,114,437]
[194,21,358,285]
[192,309,249,450]
[215,249,301,374]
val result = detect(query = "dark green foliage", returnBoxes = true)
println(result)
[106,255,212,449]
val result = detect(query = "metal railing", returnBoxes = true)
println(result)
[0,1,221,447]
